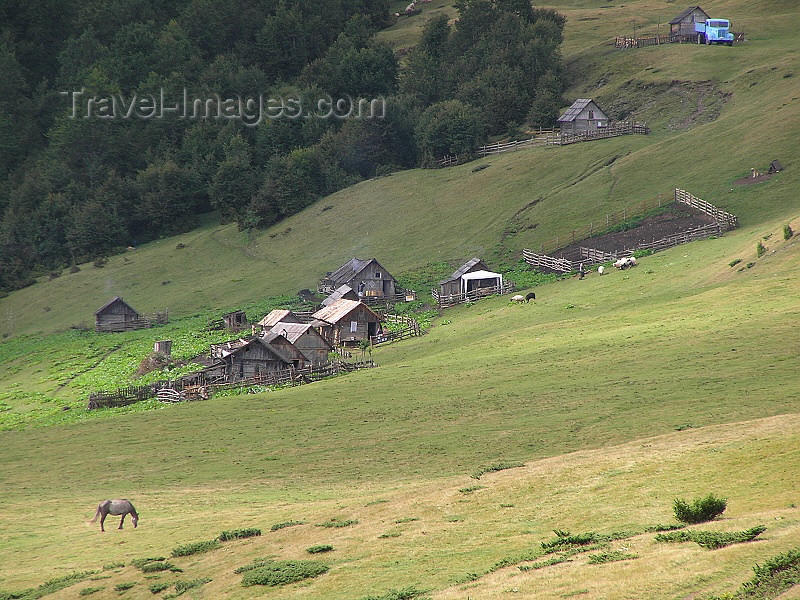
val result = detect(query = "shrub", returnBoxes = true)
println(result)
[459,485,485,493]
[270,520,305,532]
[218,528,261,541]
[93,257,108,268]
[655,526,765,549]
[114,582,136,591]
[471,461,525,479]
[306,544,334,554]
[149,582,169,594]
[379,531,401,538]
[361,586,431,600]
[756,242,766,257]
[140,562,180,574]
[79,587,105,595]
[169,539,221,557]
[238,560,329,587]
[673,494,727,524]
[729,258,742,267]
[587,550,638,564]
[104,562,127,570]
[316,518,358,528]
[168,578,211,597]
[644,523,685,533]
[784,224,794,240]
[541,531,601,551]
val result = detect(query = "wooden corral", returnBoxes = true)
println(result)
[669,6,709,36]
[557,99,610,134]
[95,297,168,332]
[311,299,382,346]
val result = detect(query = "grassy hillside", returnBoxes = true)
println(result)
[2,0,800,598]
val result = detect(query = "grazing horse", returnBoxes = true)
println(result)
[525,292,536,302]
[90,499,138,532]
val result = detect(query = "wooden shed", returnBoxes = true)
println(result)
[669,6,709,36]
[222,310,248,331]
[318,258,398,299]
[269,322,333,367]
[311,299,382,347]
[95,297,141,332]
[254,309,302,335]
[437,258,490,297]
[557,99,610,134]
[207,335,300,381]
[321,284,360,307]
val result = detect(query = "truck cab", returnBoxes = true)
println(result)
[695,19,734,45]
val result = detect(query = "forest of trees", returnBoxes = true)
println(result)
[0,0,565,292]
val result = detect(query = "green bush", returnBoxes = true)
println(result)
[238,560,328,587]
[361,586,431,600]
[114,582,136,591]
[756,242,766,257]
[459,485,485,493]
[655,526,765,549]
[270,520,305,532]
[587,550,638,564]
[149,582,169,594]
[784,224,794,240]
[673,494,727,524]
[316,518,358,528]
[79,587,105,596]
[169,539,220,557]
[471,461,525,479]
[306,544,334,554]
[218,528,261,541]
[729,258,742,267]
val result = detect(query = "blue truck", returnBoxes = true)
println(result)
[695,19,734,45]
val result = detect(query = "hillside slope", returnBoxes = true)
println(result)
[1,0,798,338]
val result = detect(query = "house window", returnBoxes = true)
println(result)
[374,271,382,278]
[350,321,358,333]
[588,110,595,119]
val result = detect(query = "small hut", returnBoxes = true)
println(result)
[95,297,141,332]
[557,99,610,134]
[437,258,490,297]
[269,322,333,367]
[318,258,399,299]
[207,335,299,381]
[255,309,302,335]
[669,6,709,36]
[153,340,172,356]
[321,284,360,307]
[311,299,382,347]
[222,310,248,331]
[769,160,783,174]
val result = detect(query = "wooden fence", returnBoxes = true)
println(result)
[87,360,376,409]
[431,281,516,308]
[95,311,168,333]
[615,32,743,48]
[674,188,738,230]
[371,312,422,345]
[437,122,648,166]
[523,190,737,273]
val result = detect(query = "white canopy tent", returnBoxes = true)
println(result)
[460,269,503,295]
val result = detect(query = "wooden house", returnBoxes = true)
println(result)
[95,297,141,332]
[437,258,490,297]
[557,99,609,134]
[269,322,333,367]
[318,258,398,299]
[311,299,382,346]
[321,284,360,307]
[669,6,709,36]
[207,334,303,381]
[222,310,248,331]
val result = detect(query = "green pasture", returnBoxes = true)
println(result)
[1,0,800,597]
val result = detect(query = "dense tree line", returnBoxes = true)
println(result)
[0,0,564,292]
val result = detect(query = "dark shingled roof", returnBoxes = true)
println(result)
[94,296,139,316]
[327,258,374,284]
[557,99,594,123]
[669,6,707,24]
[439,258,488,285]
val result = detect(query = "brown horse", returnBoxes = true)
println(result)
[89,499,138,532]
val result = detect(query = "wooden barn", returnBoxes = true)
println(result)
[207,334,304,381]
[321,284,360,307]
[95,297,141,332]
[557,99,609,134]
[318,258,398,299]
[437,258,491,297]
[269,322,333,367]
[311,299,382,346]
[669,6,709,36]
